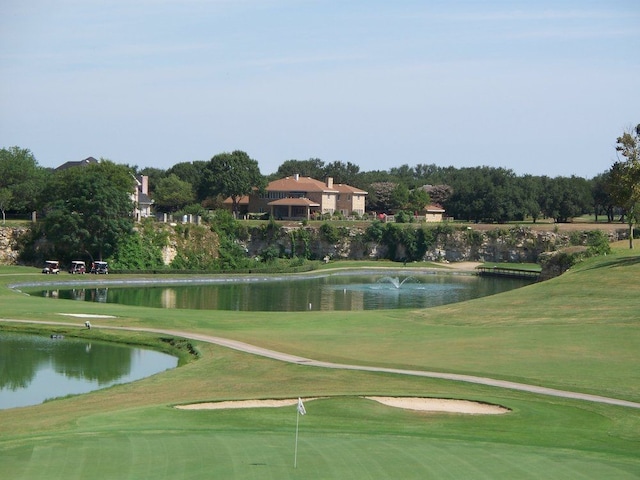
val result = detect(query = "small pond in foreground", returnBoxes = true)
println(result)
[0,332,178,410]
[24,271,534,311]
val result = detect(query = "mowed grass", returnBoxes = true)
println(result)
[1,245,639,479]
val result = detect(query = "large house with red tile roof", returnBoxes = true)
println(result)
[225,174,367,220]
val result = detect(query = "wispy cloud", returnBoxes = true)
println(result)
[238,52,368,69]
[504,27,640,40]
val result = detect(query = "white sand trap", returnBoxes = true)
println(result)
[57,313,116,319]
[176,399,306,410]
[366,396,509,414]
[176,397,508,415]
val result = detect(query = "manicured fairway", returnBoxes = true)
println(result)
[1,245,639,479]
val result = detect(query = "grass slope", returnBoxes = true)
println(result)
[1,246,639,479]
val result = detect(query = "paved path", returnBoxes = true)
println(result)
[4,318,640,410]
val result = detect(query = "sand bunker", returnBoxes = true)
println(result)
[366,397,509,414]
[57,313,116,318]
[176,399,303,410]
[176,397,508,415]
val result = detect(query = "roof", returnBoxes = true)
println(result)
[425,204,445,213]
[267,176,337,193]
[137,192,153,205]
[55,157,99,171]
[223,195,250,205]
[333,183,368,195]
[268,198,320,207]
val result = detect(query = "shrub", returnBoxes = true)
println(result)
[365,220,385,242]
[585,230,611,256]
[260,245,279,263]
[394,210,410,223]
[320,222,341,243]
[109,232,164,270]
[569,231,584,246]
[465,229,484,247]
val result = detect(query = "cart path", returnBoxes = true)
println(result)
[3,318,640,410]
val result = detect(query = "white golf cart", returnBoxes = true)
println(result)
[69,260,86,274]
[42,260,60,274]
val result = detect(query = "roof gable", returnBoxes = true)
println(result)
[267,176,332,193]
[332,183,368,194]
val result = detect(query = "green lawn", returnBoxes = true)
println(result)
[1,247,639,479]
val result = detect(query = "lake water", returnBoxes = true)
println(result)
[5,271,532,408]
[24,271,533,311]
[0,332,178,410]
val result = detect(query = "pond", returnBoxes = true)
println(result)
[23,271,534,311]
[0,332,178,410]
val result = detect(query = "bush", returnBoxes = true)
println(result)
[365,220,385,242]
[260,245,279,263]
[465,229,484,247]
[109,232,164,270]
[394,210,410,223]
[586,230,611,256]
[320,222,341,243]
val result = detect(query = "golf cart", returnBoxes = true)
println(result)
[91,261,109,274]
[42,260,60,274]
[69,260,86,274]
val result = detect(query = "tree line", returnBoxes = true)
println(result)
[1,123,639,265]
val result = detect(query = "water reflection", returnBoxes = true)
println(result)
[0,333,177,410]
[26,273,533,312]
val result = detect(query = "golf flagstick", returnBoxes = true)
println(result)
[294,398,306,468]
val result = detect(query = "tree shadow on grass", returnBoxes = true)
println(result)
[581,254,640,272]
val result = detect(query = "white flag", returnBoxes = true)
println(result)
[297,397,306,415]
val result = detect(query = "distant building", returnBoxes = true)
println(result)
[132,175,153,220]
[231,174,368,220]
[421,204,446,223]
[55,156,99,171]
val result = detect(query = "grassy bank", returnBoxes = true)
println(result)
[1,247,639,479]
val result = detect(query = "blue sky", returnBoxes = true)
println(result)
[1,0,638,178]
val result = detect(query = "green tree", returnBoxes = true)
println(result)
[201,151,266,216]
[407,188,431,215]
[323,160,360,185]
[539,176,591,223]
[272,158,325,180]
[41,160,135,261]
[591,172,614,222]
[167,161,208,201]
[390,183,410,212]
[153,174,195,212]
[138,167,167,195]
[608,124,640,248]
[388,164,417,188]
[517,175,542,222]
[0,146,47,221]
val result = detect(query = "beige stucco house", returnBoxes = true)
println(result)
[238,174,367,220]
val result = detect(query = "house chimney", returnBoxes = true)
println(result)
[327,177,333,188]
[294,173,299,181]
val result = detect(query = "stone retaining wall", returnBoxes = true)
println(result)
[0,227,29,264]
